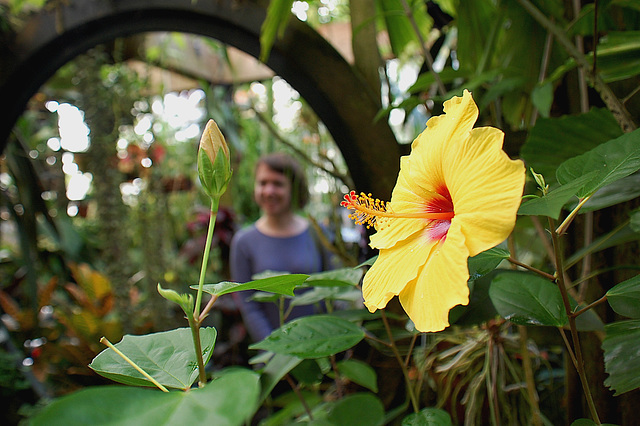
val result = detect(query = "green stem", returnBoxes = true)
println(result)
[194,199,219,317]
[188,315,208,388]
[555,195,592,236]
[549,218,601,425]
[191,198,219,387]
[381,311,420,413]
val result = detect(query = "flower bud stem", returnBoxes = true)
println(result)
[191,198,220,387]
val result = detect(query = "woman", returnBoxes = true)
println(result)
[230,152,329,342]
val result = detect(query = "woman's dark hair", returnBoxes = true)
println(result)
[256,152,309,209]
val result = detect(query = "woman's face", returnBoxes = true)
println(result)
[254,163,293,217]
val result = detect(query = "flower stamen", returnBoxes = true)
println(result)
[341,190,454,228]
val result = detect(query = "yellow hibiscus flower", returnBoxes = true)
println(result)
[342,90,525,332]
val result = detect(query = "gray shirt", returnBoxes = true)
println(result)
[230,224,325,341]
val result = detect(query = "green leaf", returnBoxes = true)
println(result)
[195,274,308,297]
[531,82,553,118]
[606,274,640,318]
[336,359,378,392]
[326,393,385,426]
[379,0,428,57]
[258,353,302,403]
[468,247,509,280]
[290,359,324,385]
[30,368,260,425]
[518,173,595,219]
[402,407,453,425]
[603,319,640,395]
[90,328,216,390]
[259,0,294,62]
[288,286,344,308]
[570,420,618,426]
[575,173,640,213]
[250,315,364,358]
[556,128,640,198]
[521,108,622,184]
[631,209,640,233]
[306,267,364,287]
[489,271,567,327]
[157,284,193,317]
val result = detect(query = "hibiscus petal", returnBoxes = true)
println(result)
[412,89,478,155]
[362,231,437,311]
[398,221,470,332]
[443,127,525,256]
[370,156,438,249]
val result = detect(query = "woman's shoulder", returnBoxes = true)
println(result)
[231,224,260,245]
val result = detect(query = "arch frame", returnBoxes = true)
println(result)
[1,0,400,197]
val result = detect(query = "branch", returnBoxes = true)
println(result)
[518,0,637,133]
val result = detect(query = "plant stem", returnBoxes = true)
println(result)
[194,199,219,317]
[399,0,446,96]
[285,374,314,420]
[549,218,601,424]
[191,198,219,387]
[518,326,542,426]
[572,295,608,318]
[507,257,556,281]
[381,311,420,413]
[100,337,169,392]
[555,195,592,236]
[518,0,637,132]
[188,316,208,387]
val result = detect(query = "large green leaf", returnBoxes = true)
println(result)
[556,128,640,198]
[378,0,429,57]
[606,274,640,318]
[195,274,308,297]
[402,407,453,425]
[521,108,622,184]
[250,315,364,358]
[30,368,260,425]
[305,267,364,287]
[489,271,567,327]
[258,353,302,403]
[90,328,216,390]
[576,173,640,213]
[336,359,378,392]
[325,393,385,426]
[603,319,640,395]
[518,173,595,219]
[468,247,509,280]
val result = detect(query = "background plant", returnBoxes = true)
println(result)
[1,0,640,424]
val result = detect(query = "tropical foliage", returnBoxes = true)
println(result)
[1,0,640,425]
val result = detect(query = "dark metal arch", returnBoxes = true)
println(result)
[0,0,400,197]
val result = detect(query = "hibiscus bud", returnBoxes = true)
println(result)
[197,119,232,201]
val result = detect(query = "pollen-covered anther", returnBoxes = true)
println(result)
[341,190,387,228]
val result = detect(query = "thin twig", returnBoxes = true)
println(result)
[381,311,420,413]
[572,295,608,318]
[285,374,314,420]
[518,0,637,132]
[404,333,419,368]
[399,0,446,96]
[549,218,601,424]
[507,257,556,281]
